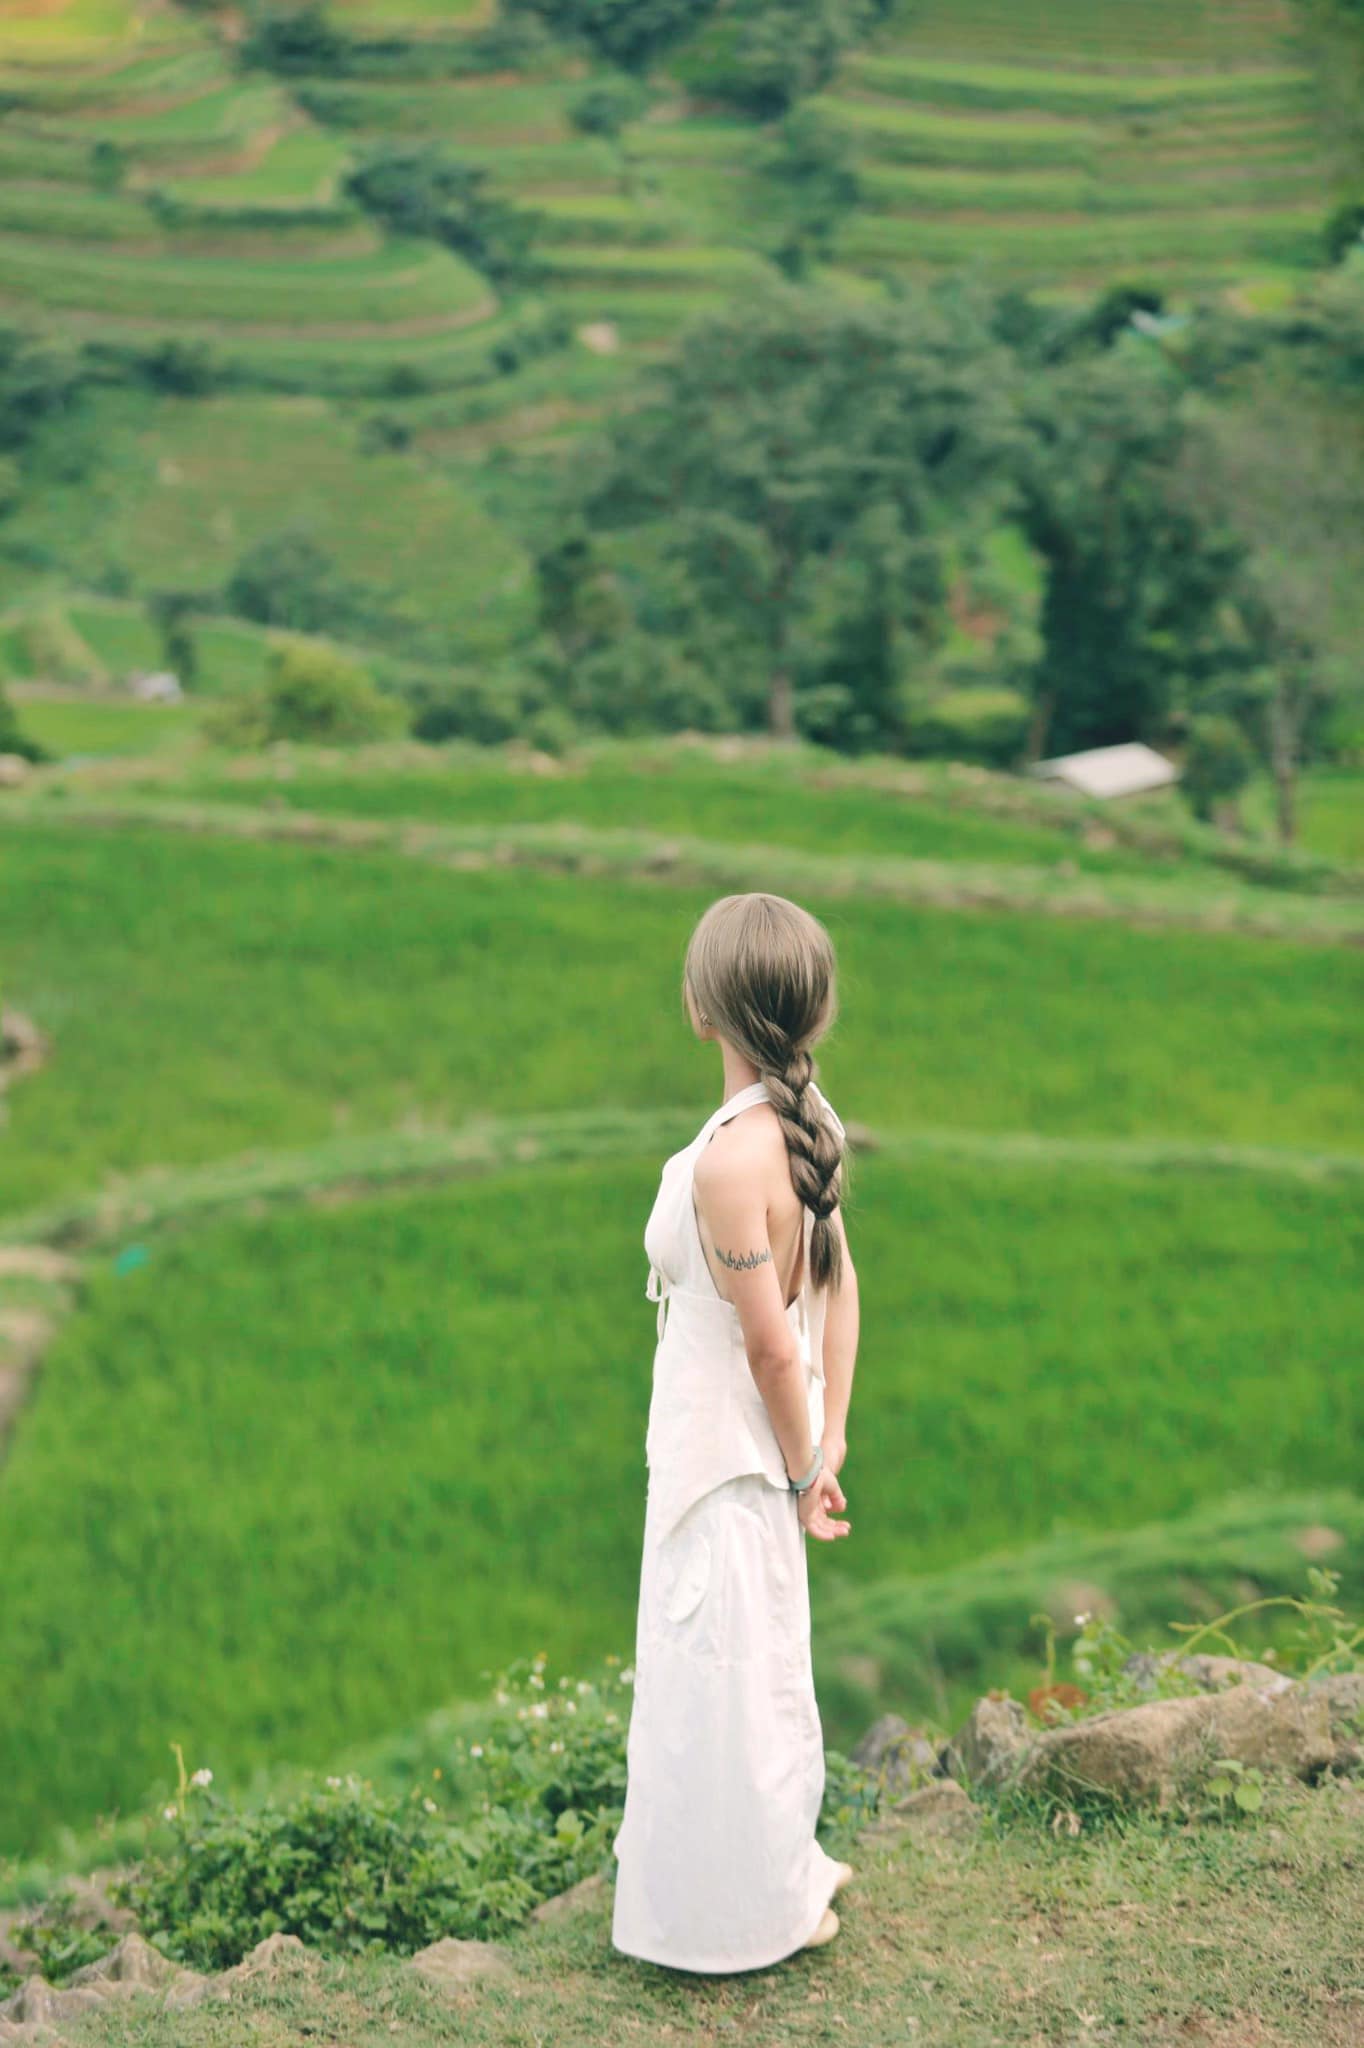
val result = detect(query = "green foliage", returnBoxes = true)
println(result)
[87,137,127,192]
[239,2,351,76]
[203,637,406,747]
[1325,198,1364,265]
[568,73,650,138]
[573,281,1021,744]
[681,0,893,118]
[1027,1565,1363,1730]
[1181,711,1254,822]
[146,590,200,691]
[0,682,47,763]
[1018,348,1252,756]
[501,0,707,71]
[344,142,541,287]
[0,1884,121,1997]
[904,686,1031,766]
[758,109,862,278]
[225,528,351,637]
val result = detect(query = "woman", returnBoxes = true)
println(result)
[611,891,861,1974]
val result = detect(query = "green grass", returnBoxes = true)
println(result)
[1241,768,1364,865]
[2,817,1360,1219]
[0,1136,1358,1852]
[6,692,193,757]
[92,749,1252,882]
[11,1772,1363,2045]
[154,127,352,210]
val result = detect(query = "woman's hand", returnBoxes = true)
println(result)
[821,1431,848,1478]
[797,1465,850,1542]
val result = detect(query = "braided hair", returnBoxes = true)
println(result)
[682,893,849,1293]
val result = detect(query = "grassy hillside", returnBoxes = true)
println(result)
[0,0,1349,663]
[0,730,1360,1854]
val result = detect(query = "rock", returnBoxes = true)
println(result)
[165,1931,311,2010]
[940,1693,1032,1790]
[409,1936,517,1996]
[850,1713,942,1796]
[888,1780,980,1836]
[0,756,30,789]
[1122,1650,1291,1697]
[529,1872,608,1923]
[1304,1672,1364,1774]
[0,1933,195,2037]
[1017,1678,1335,1809]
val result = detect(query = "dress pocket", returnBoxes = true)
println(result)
[662,1526,712,1625]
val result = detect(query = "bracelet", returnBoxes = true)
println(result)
[787,1443,824,1495]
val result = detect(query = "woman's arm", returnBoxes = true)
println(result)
[693,1137,817,1484]
[820,1206,859,1474]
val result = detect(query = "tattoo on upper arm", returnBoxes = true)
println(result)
[713,1242,772,1273]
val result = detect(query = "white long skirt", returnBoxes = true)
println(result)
[610,1471,844,1974]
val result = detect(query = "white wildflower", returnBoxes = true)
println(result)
[620,1667,635,1686]
[531,1702,549,1719]
[549,1740,565,1755]
[191,1767,213,1788]
[564,1700,577,1715]
[576,1680,591,1695]
[604,1711,618,1725]
[423,1797,438,1814]
[1073,1611,1091,1627]
[528,1672,545,1689]
[470,1744,484,1758]
[163,1804,177,1821]
[326,1776,342,1789]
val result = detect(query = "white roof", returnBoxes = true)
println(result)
[1028,741,1179,799]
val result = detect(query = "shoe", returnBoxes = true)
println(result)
[798,1905,840,1951]
[831,1861,855,1895]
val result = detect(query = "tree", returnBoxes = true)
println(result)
[147,590,199,689]
[344,143,540,287]
[1169,367,1361,846]
[758,110,860,279]
[225,528,348,636]
[1017,344,1249,760]
[576,281,1021,742]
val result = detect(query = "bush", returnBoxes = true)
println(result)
[110,1654,635,1969]
[203,638,407,748]
[225,529,348,637]
[0,681,48,763]
[569,74,649,137]
[405,667,529,745]
[903,685,1031,766]
[1181,711,1255,822]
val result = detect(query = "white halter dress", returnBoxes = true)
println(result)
[610,1077,846,1975]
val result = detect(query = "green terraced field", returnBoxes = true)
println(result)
[1,1146,1358,1851]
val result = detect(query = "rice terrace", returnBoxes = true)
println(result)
[0,0,1361,2039]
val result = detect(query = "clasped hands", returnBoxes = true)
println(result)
[796,1432,850,1542]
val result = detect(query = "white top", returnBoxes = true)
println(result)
[640,1077,846,1548]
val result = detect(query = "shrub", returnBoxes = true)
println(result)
[569,74,649,137]
[225,529,348,637]
[203,638,407,748]
[1181,711,1255,822]
[0,681,48,763]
